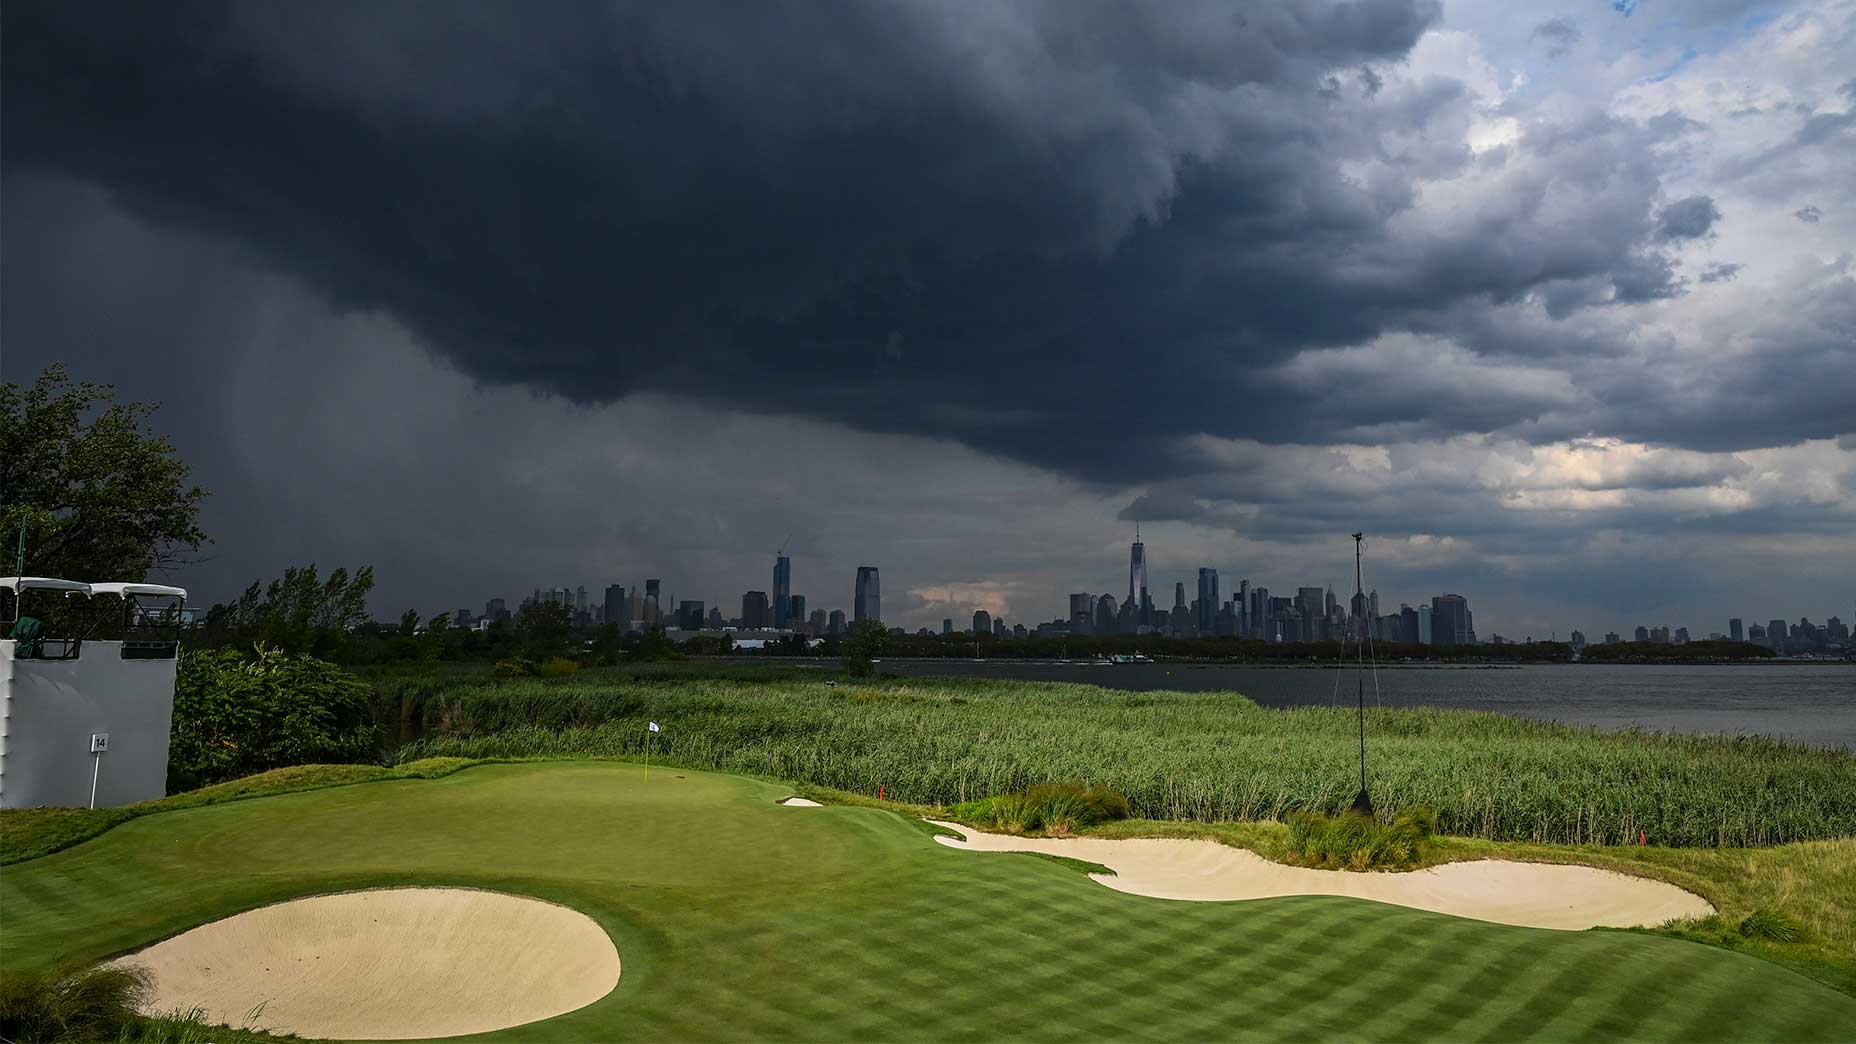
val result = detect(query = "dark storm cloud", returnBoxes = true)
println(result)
[0,0,1846,492]
[1698,262,1743,283]
[1653,196,1720,241]
[1794,205,1824,223]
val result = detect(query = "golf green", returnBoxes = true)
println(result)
[4,762,1851,1041]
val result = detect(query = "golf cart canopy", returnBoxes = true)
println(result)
[1,577,94,595]
[88,583,188,599]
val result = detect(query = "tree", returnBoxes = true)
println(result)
[842,620,889,676]
[199,563,374,657]
[517,600,573,656]
[168,645,378,791]
[0,362,208,581]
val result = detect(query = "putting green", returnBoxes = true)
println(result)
[3,762,1851,1042]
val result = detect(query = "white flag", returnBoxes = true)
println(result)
[648,721,661,733]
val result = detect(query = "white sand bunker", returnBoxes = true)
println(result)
[112,887,620,1040]
[931,822,1712,931]
[778,796,823,806]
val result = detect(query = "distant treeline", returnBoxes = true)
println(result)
[1579,639,1776,662]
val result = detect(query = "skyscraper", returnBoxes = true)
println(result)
[1197,569,1219,635]
[787,594,805,625]
[1128,526,1149,628]
[678,600,704,630]
[854,567,880,625]
[973,609,992,635]
[644,579,661,625]
[1068,593,1093,636]
[604,585,625,627]
[827,609,845,635]
[742,591,770,628]
[773,555,792,630]
[1095,593,1118,635]
[1729,618,1744,642]
[1432,594,1474,646]
[943,618,954,635]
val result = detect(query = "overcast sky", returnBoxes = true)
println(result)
[4,1,1852,638]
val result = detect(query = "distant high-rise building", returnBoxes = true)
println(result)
[788,594,805,625]
[1748,623,1766,642]
[1197,569,1219,635]
[708,606,725,628]
[485,597,510,624]
[1768,619,1787,651]
[604,585,625,626]
[973,609,992,635]
[1569,630,1586,654]
[1634,625,1650,642]
[1095,593,1118,635]
[828,609,847,635]
[1415,604,1432,644]
[1296,587,1324,641]
[854,567,881,625]
[943,618,954,635]
[1431,595,1474,646]
[644,579,661,625]
[1604,631,1620,644]
[742,591,770,629]
[994,617,1007,638]
[1399,604,1419,644]
[1729,618,1743,642]
[773,555,792,630]
[1128,527,1149,627]
[1013,623,1027,639]
[1069,593,1093,636]
[575,586,588,614]
[678,601,704,630]
[810,609,828,632]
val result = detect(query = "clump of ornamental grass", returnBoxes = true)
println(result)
[1739,909,1805,942]
[950,783,1131,836]
[1288,806,1438,871]
[0,964,149,1043]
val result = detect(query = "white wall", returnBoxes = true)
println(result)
[0,640,177,809]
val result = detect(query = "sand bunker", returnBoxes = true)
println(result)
[112,887,620,1040]
[778,796,823,806]
[931,822,1712,930]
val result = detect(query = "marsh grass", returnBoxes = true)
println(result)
[397,674,1856,847]
[1288,807,1439,870]
[950,783,1132,836]
[0,964,148,1043]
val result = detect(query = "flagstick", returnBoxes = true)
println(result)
[644,731,650,785]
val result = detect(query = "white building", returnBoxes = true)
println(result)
[2,577,186,809]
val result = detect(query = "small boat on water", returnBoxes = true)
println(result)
[1109,654,1154,663]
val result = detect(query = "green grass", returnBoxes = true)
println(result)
[0,759,477,865]
[3,762,1853,1041]
[397,673,1856,847]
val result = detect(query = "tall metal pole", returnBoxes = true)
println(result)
[1349,532,1374,817]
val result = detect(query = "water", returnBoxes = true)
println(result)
[878,659,1856,750]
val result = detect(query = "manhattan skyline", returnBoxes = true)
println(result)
[4,2,1851,640]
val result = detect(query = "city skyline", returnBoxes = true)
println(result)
[451,530,1851,651]
[5,3,1851,644]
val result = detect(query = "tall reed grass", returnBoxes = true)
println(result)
[396,675,1856,847]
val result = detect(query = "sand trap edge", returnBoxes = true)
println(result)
[108,886,622,1040]
[778,796,823,806]
[928,821,1714,931]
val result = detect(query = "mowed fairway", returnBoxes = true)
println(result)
[3,763,1852,1042]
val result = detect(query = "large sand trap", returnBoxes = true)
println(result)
[112,887,620,1040]
[779,796,823,806]
[931,822,1712,930]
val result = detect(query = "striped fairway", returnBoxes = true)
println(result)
[3,762,1851,1041]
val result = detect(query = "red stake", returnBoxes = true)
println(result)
[1640,830,1646,847]
[878,785,885,801]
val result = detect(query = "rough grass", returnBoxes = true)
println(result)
[397,673,1856,847]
